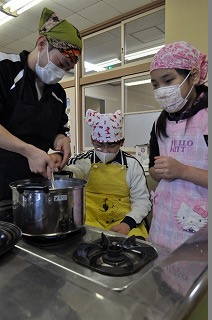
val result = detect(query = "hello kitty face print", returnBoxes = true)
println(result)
[86,109,124,142]
[175,202,208,233]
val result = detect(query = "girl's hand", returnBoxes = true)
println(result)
[154,156,184,181]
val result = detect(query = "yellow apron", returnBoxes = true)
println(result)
[85,162,148,238]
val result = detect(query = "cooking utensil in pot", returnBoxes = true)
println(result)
[9,177,87,237]
[51,171,56,189]
[54,170,73,178]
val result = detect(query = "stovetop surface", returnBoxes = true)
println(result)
[16,226,165,291]
[2,225,207,320]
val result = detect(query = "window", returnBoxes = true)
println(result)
[83,25,121,75]
[124,73,160,113]
[124,9,165,64]
[82,8,165,75]
[79,6,165,151]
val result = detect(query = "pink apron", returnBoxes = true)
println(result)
[148,109,208,250]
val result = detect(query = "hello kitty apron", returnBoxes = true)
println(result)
[85,162,148,238]
[148,109,208,250]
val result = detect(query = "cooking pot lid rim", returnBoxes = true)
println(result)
[9,177,87,187]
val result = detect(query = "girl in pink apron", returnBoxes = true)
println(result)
[148,41,208,251]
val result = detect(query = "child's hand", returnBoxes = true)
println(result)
[154,156,184,180]
[49,152,63,170]
[110,222,130,235]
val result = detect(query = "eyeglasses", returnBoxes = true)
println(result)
[94,142,120,150]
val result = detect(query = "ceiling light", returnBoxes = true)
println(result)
[125,79,151,86]
[84,45,164,73]
[125,45,164,61]
[16,0,44,14]
[84,61,106,72]
[96,58,121,68]
[0,10,14,25]
[84,58,121,73]
[0,0,44,25]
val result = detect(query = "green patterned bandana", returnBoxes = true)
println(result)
[38,7,82,64]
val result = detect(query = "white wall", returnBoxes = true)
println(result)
[85,83,122,113]
[124,111,161,147]
[65,87,76,154]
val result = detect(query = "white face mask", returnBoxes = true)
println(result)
[35,46,65,84]
[95,150,118,164]
[154,72,194,113]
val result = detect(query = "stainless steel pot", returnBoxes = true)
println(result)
[9,176,87,237]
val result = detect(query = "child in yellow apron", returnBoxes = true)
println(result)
[52,109,152,239]
[86,160,148,238]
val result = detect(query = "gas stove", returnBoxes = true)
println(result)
[16,226,163,292]
[2,224,208,320]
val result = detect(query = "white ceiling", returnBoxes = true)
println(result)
[0,0,164,56]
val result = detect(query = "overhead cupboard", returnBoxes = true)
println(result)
[63,3,165,154]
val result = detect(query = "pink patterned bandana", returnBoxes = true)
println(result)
[150,41,208,85]
[86,109,124,142]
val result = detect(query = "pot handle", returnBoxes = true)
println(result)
[16,184,49,194]
[54,170,73,178]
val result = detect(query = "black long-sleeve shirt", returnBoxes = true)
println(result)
[0,50,69,150]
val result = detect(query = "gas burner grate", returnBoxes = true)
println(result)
[72,232,157,276]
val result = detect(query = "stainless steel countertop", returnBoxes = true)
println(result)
[0,225,208,320]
